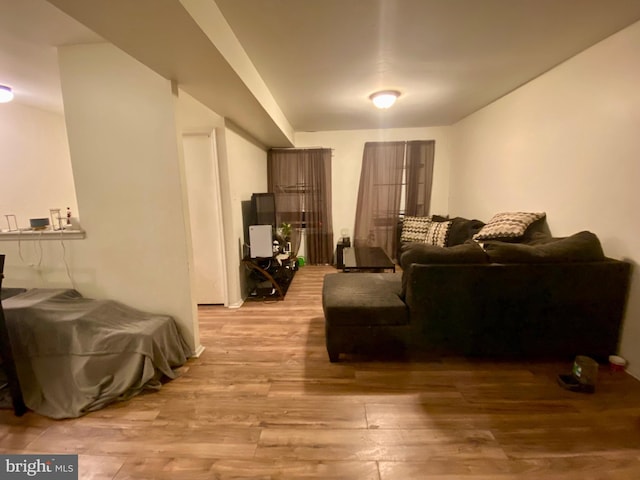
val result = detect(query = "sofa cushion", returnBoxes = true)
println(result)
[400,216,431,243]
[483,231,605,263]
[400,241,488,269]
[400,241,489,297]
[447,217,484,247]
[447,217,486,246]
[523,230,554,245]
[474,211,546,241]
[323,273,407,326]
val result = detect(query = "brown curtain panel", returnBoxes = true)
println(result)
[353,142,405,259]
[405,140,436,217]
[353,140,436,261]
[267,148,334,265]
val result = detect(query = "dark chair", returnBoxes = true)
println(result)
[0,254,27,416]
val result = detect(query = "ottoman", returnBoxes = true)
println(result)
[322,272,409,362]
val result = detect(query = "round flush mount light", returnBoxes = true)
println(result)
[369,90,400,109]
[0,85,14,103]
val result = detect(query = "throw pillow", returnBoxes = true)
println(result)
[447,217,486,246]
[473,211,546,242]
[400,216,431,243]
[424,220,452,247]
[483,231,605,263]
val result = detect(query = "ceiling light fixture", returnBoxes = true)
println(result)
[0,85,14,103]
[369,90,400,109]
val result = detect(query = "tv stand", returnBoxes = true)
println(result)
[243,254,297,300]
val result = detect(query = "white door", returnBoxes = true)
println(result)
[183,133,226,304]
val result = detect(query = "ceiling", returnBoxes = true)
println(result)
[2,0,640,145]
[215,0,640,132]
[0,0,102,113]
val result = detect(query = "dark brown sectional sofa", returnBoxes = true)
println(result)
[322,215,632,362]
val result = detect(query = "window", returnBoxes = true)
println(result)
[267,148,334,265]
[353,140,435,260]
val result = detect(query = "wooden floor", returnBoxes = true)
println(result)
[1,265,640,479]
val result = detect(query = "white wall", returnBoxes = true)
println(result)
[450,21,640,376]
[0,100,82,289]
[0,102,78,228]
[54,43,199,354]
[295,127,453,245]
[176,89,225,132]
[216,125,268,306]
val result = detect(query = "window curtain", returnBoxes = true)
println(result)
[267,148,334,265]
[405,140,435,217]
[353,140,435,260]
[353,142,405,257]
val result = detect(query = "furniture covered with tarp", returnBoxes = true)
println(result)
[2,288,191,419]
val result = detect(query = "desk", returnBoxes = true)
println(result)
[342,247,396,273]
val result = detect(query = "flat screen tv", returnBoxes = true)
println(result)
[252,193,276,228]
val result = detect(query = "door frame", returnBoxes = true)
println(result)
[182,129,228,306]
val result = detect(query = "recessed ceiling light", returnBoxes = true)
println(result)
[0,85,14,103]
[369,90,400,109]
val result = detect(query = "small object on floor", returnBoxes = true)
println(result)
[557,355,598,393]
[609,354,627,372]
[557,374,595,393]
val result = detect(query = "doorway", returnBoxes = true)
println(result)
[182,132,227,305]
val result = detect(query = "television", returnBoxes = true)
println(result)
[252,193,276,228]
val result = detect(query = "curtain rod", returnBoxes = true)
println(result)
[269,147,333,151]
[364,140,434,146]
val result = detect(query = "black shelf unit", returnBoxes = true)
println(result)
[243,256,297,301]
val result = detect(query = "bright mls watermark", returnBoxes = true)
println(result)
[0,455,77,479]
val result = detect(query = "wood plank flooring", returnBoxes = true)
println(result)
[2,265,640,479]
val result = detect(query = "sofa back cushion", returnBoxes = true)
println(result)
[447,217,486,246]
[483,231,605,263]
[400,241,489,298]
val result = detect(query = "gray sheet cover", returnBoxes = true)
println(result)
[2,289,191,419]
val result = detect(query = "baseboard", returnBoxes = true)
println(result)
[227,299,244,309]
[191,344,206,358]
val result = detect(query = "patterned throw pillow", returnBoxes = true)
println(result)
[473,212,546,241]
[425,220,452,247]
[400,216,431,243]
